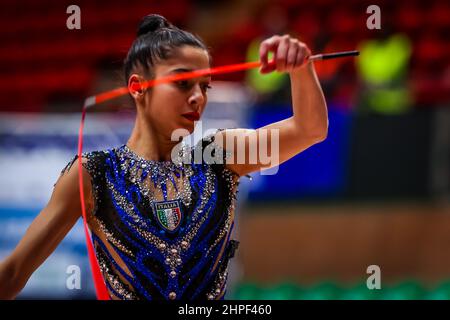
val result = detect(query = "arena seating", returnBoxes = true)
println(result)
[0,0,448,110]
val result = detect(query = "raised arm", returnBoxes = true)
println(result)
[216,35,328,177]
[0,158,93,299]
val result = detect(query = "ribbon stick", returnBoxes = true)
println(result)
[77,50,359,299]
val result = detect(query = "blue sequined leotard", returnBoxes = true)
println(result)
[60,133,241,300]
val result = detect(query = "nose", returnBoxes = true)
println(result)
[187,84,205,109]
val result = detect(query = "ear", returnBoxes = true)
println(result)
[128,74,146,100]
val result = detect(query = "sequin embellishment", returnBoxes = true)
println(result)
[60,132,241,300]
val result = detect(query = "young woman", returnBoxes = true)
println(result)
[0,14,328,300]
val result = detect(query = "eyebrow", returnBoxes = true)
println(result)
[168,68,212,79]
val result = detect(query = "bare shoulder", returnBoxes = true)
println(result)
[212,128,259,177]
[52,156,94,219]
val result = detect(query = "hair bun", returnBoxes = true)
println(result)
[137,14,173,37]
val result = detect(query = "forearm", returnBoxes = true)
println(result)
[289,61,328,140]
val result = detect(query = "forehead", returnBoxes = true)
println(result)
[155,46,210,75]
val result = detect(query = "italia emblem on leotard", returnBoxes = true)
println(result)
[153,199,183,233]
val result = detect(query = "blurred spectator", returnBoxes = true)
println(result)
[356,32,413,114]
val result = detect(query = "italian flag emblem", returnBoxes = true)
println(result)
[153,199,183,232]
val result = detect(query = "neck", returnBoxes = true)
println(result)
[126,115,179,162]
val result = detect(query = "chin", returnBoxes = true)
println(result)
[185,124,195,134]
[171,123,194,138]
[179,118,197,133]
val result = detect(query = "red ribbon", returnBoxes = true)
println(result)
[76,51,357,299]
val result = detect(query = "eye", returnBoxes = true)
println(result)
[202,83,212,91]
[176,80,191,90]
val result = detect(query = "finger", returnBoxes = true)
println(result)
[276,36,290,71]
[259,36,279,73]
[286,42,299,71]
[295,47,307,67]
[305,45,312,58]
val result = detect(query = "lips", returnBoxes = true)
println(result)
[181,111,200,122]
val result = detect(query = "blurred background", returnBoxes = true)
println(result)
[0,0,449,299]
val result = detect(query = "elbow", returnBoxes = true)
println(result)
[306,125,328,144]
[315,117,329,143]
[0,260,24,300]
[316,128,328,143]
[296,115,329,144]
[310,133,327,145]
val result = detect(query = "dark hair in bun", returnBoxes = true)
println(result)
[124,14,209,84]
[136,14,173,37]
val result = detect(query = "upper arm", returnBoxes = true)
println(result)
[2,157,94,293]
[215,118,326,177]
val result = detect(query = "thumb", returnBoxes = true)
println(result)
[260,59,276,74]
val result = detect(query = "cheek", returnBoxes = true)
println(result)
[147,104,175,125]
[146,87,181,116]
[200,97,208,114]
[158,85,185,105]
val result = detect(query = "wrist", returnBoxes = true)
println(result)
[289,60,315,77]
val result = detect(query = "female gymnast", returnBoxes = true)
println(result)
[0,14,328,300]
